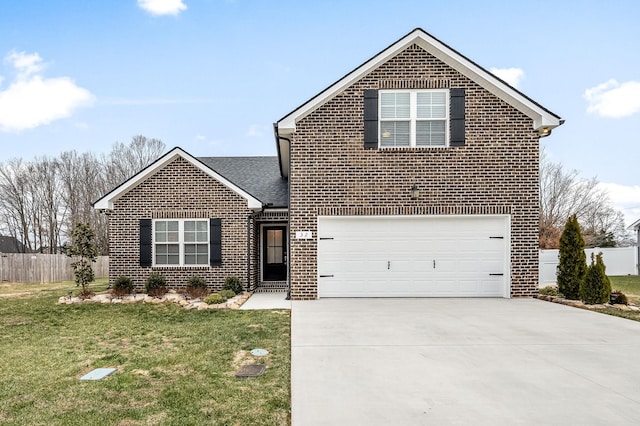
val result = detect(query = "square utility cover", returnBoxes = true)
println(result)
[235,364,266,378]
[80,368,117,381]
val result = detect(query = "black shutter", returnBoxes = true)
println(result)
[450,88,465,147]
[210,218,222,266]
[363,89,378,149]
[139,219,152,267]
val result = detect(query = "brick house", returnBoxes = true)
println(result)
[94,28,562,299]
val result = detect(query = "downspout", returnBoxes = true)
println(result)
[274,124,292,300]
[247,207,264,292]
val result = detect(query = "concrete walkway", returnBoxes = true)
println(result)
[239,291,291,310]
[291,298,640,425]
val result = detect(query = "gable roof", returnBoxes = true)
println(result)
[198,156,288,207]
[276,27,563,136]
[629,218,640,231]
[93,147,266,210]
[0,235,29,253]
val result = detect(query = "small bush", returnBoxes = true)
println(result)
[610,290,628,305]
[223,276,243,294]
[220,289,236,301]
[581,252,611,305]
[145,272,167,297]
[112,276,134,296]
[557,215,586,300]
[204,293,223,305]
[185,276,209,298]
[539,286,559,296]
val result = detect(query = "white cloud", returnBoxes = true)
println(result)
[138,0,187,16]
[490,67,524,88]
[246,124,268,138]
[599,182,640,226]
[584,79,640,118]
[0,51,94,132]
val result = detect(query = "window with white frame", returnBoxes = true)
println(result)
[379,89,449,147]
[153,219,209,266]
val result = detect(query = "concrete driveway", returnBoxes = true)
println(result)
[291,298,640,425]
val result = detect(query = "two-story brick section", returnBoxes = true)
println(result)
[95,28,562,300]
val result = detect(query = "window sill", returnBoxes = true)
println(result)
[151,265,211,270]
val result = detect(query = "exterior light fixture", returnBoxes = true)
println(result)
[411,184,419,200]
[538,127,552,137]
[68,290,73,300]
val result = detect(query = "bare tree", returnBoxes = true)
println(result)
[540,150,631,248]
[0,159,34,251]
[104,135,165,190]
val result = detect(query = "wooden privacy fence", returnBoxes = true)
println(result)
[0,254,109,283]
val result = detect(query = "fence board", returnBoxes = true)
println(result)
[539,246,637,286]
[0,254,108,283]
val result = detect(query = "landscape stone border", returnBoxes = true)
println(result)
[536,294,640,312]
[58,290,252,310]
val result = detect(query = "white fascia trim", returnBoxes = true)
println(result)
[278,29,561,133]
[93,147,263,210]
[628,218,640,231]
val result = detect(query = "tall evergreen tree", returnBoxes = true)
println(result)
[557,215,586,300]
[581,253,612,304]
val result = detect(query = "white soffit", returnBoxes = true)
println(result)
[93,147,263,210]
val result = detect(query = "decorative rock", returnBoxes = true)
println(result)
[151,298,163,304]
[179,300,189,307]
[197,304,209,310]
[111,298,122,304]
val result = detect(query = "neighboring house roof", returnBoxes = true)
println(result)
[198,156,288,207]
[0,235,29,253]
[275,27,564,177]
[628,218,640,231]
[93,147,268,210]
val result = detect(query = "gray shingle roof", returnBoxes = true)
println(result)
[197,156,288,207]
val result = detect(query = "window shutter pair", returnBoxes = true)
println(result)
[363,88,465,148]
[139,218,222,267]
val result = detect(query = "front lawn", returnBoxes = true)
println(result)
[0,280,290,425]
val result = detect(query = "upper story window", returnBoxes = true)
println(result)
[379,89,449,148]
[153,219,209,266]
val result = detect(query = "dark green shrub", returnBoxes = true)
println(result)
[185,276,209,298]
[113,276,134,296]
[610,290,628,305]
[220,289,236,301]
[223,276,243,294]
[204,293,223,305]
[145,272,167,297]
[581,252,611,304]
[538,286,559,297]
[557,215,586,300]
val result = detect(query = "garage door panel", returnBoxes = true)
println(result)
[317,215,509,298]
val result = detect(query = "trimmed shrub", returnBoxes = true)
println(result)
[204,293,223,305]
[223,276,243,294]
[145,272,167,297]
[557,215,586,300]
[538,286,559,297]
[610,290,628,305]
[185,276,209,298]
[581,252,611,304]
[220,289,236,301]
[113,276,134,296]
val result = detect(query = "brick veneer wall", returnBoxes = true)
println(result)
[288,43,540,300]
[108,157,252,291]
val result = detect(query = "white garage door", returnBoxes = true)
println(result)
[317,215,510,298]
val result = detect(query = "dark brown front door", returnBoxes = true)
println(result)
[263,226,287,281]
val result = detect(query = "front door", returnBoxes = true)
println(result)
[263,226,287,281]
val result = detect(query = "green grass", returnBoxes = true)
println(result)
[609,275,640,304]
[0,280,291,425]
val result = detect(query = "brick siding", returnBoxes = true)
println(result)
[288,43,540,299]
[108,157,253,291]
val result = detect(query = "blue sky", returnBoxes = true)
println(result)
[1,0,639,223]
